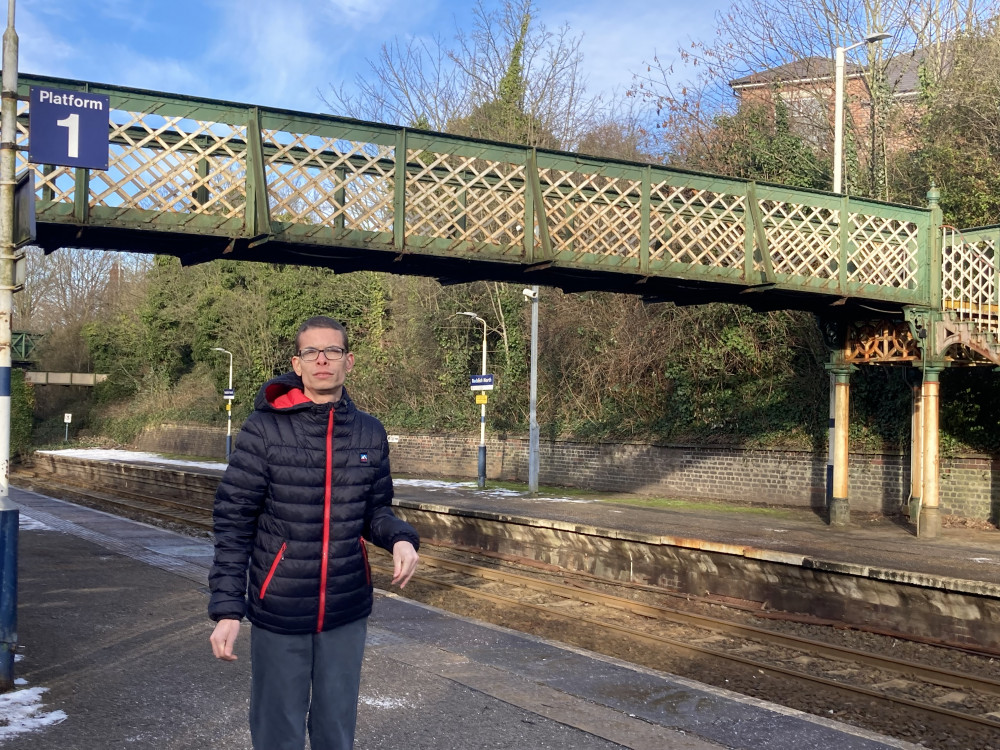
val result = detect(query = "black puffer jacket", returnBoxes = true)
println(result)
[208,372,419,635]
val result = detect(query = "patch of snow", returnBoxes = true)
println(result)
[970,557,995,564]
[13,655,22,663]
[393,479,475,491]
[393,478,591,503]
[0,687,67,742]
[12,680,25,686]
[359,695,411,710]
[36,448,226,472]
[18,514,50,531]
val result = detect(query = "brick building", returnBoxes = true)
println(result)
[727,47,938,170]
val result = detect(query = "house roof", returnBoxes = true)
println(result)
[729,57,862,88]
[730,44,951,97]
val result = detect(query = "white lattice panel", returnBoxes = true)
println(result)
[848,214,918,288]
[652,184,744,267]
[539,169,641,259]
[87,113,248,216]
[943,232,996,314]
[759,200,838,278]
[405,151,526,248]
[263,130,394,234]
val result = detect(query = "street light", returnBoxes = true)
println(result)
[833,31,892,194]
[211,347,234,460]
[522,287,539,493]
[457,312,488,489]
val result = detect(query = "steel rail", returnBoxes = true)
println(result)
[369,554,1000,736]
[413,551,1000,697]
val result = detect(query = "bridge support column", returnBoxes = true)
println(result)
[908,374,923,522]
[828,364,854,526]
[918,367,943,538]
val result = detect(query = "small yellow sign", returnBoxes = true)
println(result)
[475,393,488,405]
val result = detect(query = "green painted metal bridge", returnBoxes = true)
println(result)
[8,73,1000,536]
[11,73,991,325]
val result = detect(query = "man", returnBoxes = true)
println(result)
[208,315,420,750]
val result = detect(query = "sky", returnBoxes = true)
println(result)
[13,0,729,116]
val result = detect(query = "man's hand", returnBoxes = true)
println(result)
[391,540,419,588]
[210,618,241,661]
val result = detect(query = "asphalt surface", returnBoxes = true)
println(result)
[5,486,922,750]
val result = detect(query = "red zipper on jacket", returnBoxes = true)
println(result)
[317,408,334,632]
[360,537,371,585]
[259,541,287,600]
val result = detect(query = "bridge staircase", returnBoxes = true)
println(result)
[937,225,1000,365]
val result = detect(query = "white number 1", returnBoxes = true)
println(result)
[56,113,80,158]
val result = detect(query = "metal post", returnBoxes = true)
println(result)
[826,373,835,504]
[225,355,232,460]
[832,44,847,194]
[478,318,487,489]
[909,378,923,522]
[212,347,233,460]
[833,33,892,194]
[0,0,18,694]
[527,286,539,494]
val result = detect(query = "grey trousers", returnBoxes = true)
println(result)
[250,618,368,750]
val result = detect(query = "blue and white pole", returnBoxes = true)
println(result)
[0,0,19,693]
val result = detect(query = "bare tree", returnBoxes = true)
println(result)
[633,0,992,195]
[14,247,151,331]
[324,0,600,149]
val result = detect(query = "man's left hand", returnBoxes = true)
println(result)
[391,540,419,588]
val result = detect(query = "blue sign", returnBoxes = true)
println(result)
[29,87,110,171]
[223,388,235,399]
[470,374,495,391]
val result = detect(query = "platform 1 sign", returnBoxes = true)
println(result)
[470,374,494,391]
[29,87,110,171]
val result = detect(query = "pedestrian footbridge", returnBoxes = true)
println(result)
[9,72,1000,536]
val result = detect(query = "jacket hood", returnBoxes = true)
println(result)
[255,371,354,413]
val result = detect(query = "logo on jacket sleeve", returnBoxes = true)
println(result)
[359,452,369,464]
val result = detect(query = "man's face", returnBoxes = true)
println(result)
[292,327,355,404]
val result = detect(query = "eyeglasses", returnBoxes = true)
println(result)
[297,346,348,362]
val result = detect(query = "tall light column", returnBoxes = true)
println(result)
[0,0,17,694]
[833,32,891,194]
[458,312,488,489]
[212,347,233,460]
[523,287,539,493]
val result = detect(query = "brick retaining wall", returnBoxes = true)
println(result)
[131,424,1000,521]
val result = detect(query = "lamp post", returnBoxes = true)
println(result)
[212,347,234,460]
[458,312,488,489]
[522,287,539,493]
[833,31,892,194]
[0,0,17,695]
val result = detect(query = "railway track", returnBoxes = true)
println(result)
[369,548,1000,742]
[19,473,1000,747]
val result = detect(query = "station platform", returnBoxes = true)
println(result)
[5,484,921,749]
[389,478,1000,588]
